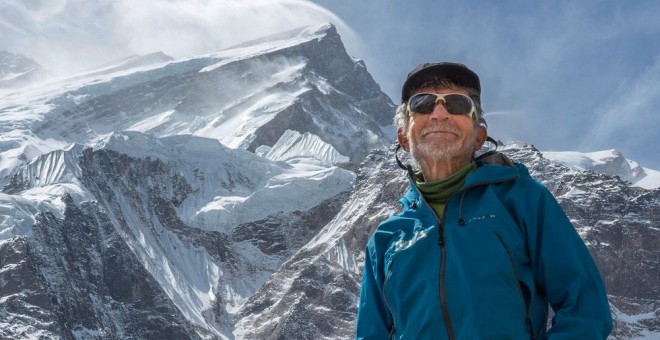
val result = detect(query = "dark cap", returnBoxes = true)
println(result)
[401,62,481,103]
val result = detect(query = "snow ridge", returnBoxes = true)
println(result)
[542,149,660,189]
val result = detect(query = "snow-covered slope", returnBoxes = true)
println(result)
[542,149,660,189]
[0,23,392,186]
[0,23,393,339]
[84,52,175,77]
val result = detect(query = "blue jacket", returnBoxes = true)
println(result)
[356,161,612,339]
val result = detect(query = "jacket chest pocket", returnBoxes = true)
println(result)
[445,217,533,338]
[495,232,533,333]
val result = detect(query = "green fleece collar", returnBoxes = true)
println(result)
[415,161,477,204]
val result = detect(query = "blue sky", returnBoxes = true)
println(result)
[2,0,659,169]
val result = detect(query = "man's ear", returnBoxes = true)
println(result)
[397,128,410,152]
[475,126,487,150]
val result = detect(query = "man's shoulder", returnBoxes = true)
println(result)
[475,152,539,183]
[476,150,515,167]
[472,156,554,205]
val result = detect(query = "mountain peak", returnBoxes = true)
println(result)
[224,22,337,51]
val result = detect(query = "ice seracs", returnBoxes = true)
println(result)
[262,129,350,166]
[542,149,660,189]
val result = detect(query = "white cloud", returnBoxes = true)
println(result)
[580,53,660,165]
[0,0,355,75]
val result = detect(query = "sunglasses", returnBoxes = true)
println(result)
[406,93,476,118]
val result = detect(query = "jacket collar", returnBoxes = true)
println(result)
[401,162,523,208]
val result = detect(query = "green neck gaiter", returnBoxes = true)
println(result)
[415,161,477,218]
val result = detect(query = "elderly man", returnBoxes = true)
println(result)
[356,62,612,339]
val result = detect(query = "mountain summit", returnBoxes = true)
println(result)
[0,22,394,339]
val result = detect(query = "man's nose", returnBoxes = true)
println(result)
[429,100,451,120]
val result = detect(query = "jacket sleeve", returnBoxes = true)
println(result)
[522,182,613,339]
[356,236,393,339]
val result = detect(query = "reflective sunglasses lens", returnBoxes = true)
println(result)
[409,94,437,114]
[443,94,473,115]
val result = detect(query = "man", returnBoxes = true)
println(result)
[356,62,612,339]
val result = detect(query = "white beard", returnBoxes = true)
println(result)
[408,121,476,163]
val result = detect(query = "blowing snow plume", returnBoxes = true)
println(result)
[0,0,357,78]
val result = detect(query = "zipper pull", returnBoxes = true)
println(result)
[438,224,445,246]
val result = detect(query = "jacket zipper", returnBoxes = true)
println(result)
[495,233,535,339]
[408,173,519,340]
[414,190,455,340]
[438,218,455,340]
[383,261,397,338]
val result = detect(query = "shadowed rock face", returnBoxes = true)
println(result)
[503,145,659,300]
[0,196,200,339]
[0,236,62,338]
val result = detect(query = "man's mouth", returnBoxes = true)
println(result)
[423,130,457,137]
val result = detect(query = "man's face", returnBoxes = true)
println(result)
[401,87,480,164]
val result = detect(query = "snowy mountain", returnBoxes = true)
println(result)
[0,23,658,339]
[0,50,49,89]
[0,22,392,181]
[0,23,393,339]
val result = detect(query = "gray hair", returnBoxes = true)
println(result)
[394,78,486,133]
